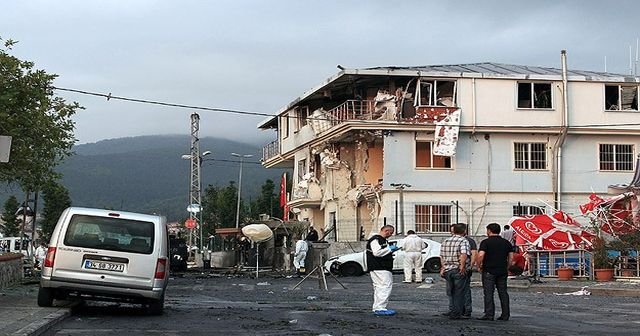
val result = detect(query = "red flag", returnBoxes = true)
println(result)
[280,173,289,221]
[280,173,287,207]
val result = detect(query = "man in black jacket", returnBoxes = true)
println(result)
[366,225,399,316]
[477,223,514,321]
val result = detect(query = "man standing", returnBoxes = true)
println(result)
[402,230,425,283]
[293,236,308,275]
[34,241,48,270]
[439,223,470,319]
[500,225,516,247]
[366,225,399,316]
[306,226,319,242]
[477,223,514,321]
[462,224,478,318]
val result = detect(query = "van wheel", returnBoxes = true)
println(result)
[424,258,442,273]
[37,287,54,307]
[147,294,165,316]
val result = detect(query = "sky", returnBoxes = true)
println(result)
[2,0,640,145]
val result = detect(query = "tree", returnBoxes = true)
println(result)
[250,179,282,220]
[1,195,20,236]
[201,181,242,231]
[40,181,71,241]
[0,37,81,190]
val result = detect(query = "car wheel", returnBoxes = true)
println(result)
[147,294,165,316]
[340,262,364,276]
[37,287,54,307]
[424,258,441,273]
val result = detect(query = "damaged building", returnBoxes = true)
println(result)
[258,57,640,242]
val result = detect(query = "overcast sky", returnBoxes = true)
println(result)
[2,0,639,145]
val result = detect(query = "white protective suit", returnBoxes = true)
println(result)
[293,240,308,270]
[403,234,426,282]
[369,239,394,311]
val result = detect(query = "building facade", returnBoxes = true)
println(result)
[259,59,640,242]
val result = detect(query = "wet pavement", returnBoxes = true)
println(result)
[4,271,640,335]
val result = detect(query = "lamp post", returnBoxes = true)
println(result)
[231,153,253,229]
[390,183,411,234]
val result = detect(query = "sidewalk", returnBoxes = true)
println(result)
[0,279,74,336]
[2,273,640,335]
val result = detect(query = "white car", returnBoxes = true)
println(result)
[324,237,442,276]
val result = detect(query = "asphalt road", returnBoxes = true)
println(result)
[45,271,639,336]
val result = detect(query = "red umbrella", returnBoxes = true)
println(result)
[579,192,638,237]
[508,211,593,250]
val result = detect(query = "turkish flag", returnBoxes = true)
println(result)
[280,173,289,221]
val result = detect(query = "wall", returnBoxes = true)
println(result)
[0,253,23,288]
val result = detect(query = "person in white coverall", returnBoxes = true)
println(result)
[402,230,426,283]
[293,237,308,274]
[366,225,399,316]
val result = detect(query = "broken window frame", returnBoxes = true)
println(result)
[414,79,457,107]
[415,140,452,169]
[280,114,289,140]
[512,204,545,216]
[295,106,310,131]
[517,82,552,109]
[297,158,307,182]
[414,204,452,233]
[514,142,547,170]
[604,84,639,111]
[599,143,634,171]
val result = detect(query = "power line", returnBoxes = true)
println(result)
[53,86,640,129]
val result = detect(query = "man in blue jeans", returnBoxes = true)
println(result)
[439,223,470,319]
[477,222,514,321]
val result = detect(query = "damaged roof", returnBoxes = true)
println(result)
[258,62,640,129]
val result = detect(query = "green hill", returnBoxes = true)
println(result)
[1,135,287,222]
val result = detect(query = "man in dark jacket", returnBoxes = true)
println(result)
[477,223,514,321]
[366,225,399,316]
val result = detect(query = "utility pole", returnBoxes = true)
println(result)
[390,183,411,234]
[187,113,203,254]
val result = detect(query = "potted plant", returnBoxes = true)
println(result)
[608,232,640,278]
[556,265,575,281]
[592,237,615,281]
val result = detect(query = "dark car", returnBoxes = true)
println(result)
[169,237,188,272]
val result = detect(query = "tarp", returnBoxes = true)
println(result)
[509,211,593,250]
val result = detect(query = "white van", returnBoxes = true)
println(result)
[38,207,169,315]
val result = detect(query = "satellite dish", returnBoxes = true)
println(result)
[241,224,273,243]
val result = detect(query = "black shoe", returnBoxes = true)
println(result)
[497,316,509,321]
[476,316,494,321]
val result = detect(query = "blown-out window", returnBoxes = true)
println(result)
[605,85,639,111]
[517,82,552,109]
[512,204,545,216]
[416,141,452,169]
[415,79,457,107]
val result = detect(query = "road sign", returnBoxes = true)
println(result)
[185,218,197,229]
[187,204,201,213]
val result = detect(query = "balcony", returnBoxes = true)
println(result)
[262,139,279,162]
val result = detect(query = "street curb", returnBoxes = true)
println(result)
[10,307,72,336]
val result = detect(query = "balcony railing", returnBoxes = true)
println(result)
[262,139,279,162]
[327,100,377,124]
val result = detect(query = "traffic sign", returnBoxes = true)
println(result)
[187,204,201,213]
[185,218,197,229]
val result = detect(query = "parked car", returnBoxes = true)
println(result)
[324,237,442,276]
[38,207,169,315]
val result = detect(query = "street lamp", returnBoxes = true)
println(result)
[231,153,253,229]
[390,183,411,234]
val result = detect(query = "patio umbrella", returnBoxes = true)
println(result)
[579,192,638,237]
[508,211,593,250]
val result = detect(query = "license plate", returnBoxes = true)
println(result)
[84,260,125,272]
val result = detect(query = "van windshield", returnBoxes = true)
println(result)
[64,215,155,254]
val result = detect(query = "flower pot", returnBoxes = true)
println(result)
[620,269,636,277]
[557,268,574,281]
[595,268,614,282]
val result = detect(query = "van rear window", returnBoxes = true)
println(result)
[64,215,155,254]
